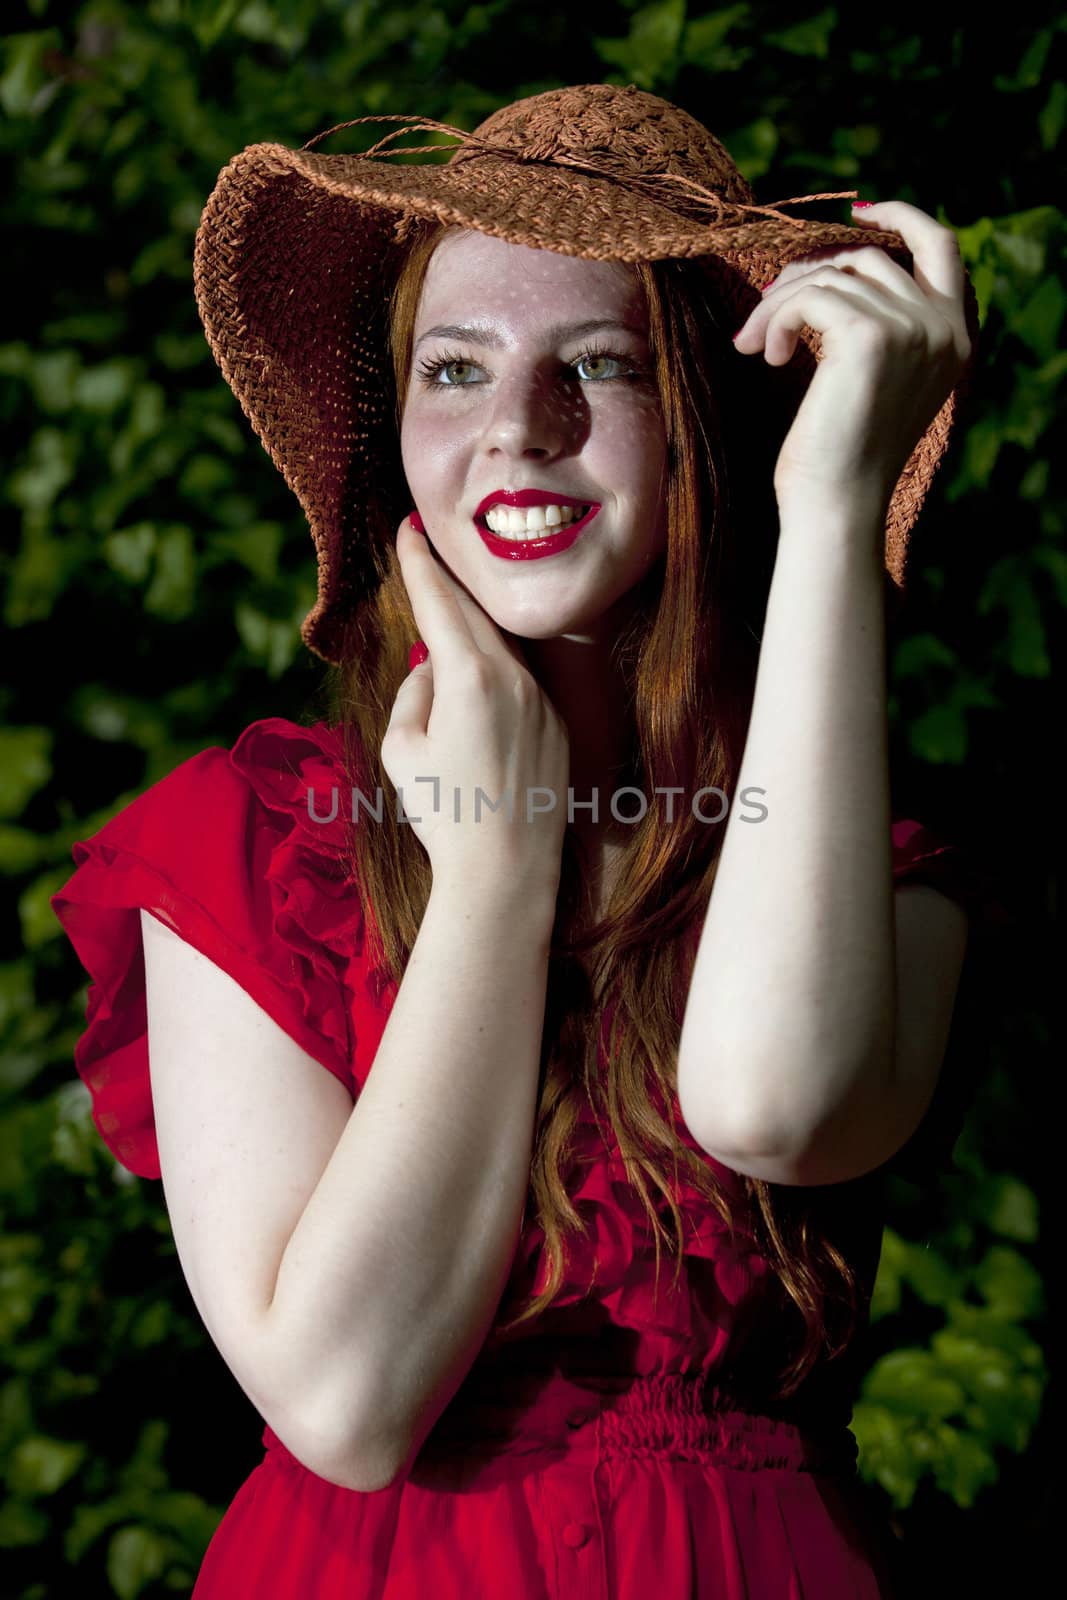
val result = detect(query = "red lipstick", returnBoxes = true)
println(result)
[472,489,601,562]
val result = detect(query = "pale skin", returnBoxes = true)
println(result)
[131,198,976,1498]
[394,201,973,1185]
[397,228,669,921]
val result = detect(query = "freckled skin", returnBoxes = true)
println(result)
[399,229,671,883]
[400,230,670,646]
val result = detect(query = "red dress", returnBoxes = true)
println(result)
[50,716,999,1600]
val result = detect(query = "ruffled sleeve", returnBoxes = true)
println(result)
[890,812,1009,937]
[49,717,370,1181]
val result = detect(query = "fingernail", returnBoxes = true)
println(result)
[409,639,428,670]
[759,279,776,291]
[852,200,875,209]
[409,509,425,533]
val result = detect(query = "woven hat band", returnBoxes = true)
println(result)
[298,112,860,235]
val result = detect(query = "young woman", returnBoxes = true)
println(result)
[51,83,995,1598]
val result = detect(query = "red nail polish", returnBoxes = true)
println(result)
[759,279,776,291]
[409,639,428,670]
[852,200,875,209]
[409,509,425,533]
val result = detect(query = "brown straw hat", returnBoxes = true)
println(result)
[192,82,982,666]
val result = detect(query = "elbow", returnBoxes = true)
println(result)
[677,1028,895,1167]
[320,1432,408,1495]
[676,1042,790,1164]
[281,1392,409,1494]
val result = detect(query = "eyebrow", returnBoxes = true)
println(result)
[413,317,648,351]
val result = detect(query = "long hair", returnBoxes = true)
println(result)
[324,217,865,1401]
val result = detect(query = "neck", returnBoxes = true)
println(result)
[518,600,644,855]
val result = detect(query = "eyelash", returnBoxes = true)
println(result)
[413,340,644,390]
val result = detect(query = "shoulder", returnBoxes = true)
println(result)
[50,715,376,1178]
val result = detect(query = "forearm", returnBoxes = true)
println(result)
[678,492,896,1157]
[265,874,555,1488]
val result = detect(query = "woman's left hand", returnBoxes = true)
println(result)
[732,200,974,518]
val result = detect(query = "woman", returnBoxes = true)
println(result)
[51,83,995,1598]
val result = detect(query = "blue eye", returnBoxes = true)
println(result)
[413,342,641,389]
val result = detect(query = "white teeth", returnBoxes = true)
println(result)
[483,503,589,538]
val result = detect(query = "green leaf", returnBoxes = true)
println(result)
[144,527,197,620]
[892,632,958,678]
[74,359,138,414]
[188,0,248,50]
[8,1433,87,1496]
[0,29,63,118]
[1011,273,1066,360]
[763,8,837,58]
[983,1175,1040,1242]
[0,1496,50,1546]
[682,6,754,73]
[897,1238,964,1307]
[0,960,35,1034]
[1038,78,1067,151]
[0,727,52,820]
[929,1422,1000,1508]
[5,425,78,515]
[978,563,1051,677]
[971,1244,1044,1320]
[105,523,158,583]
[209,521,284,582]
[27,349,80,414]
[932,1326,1043,1449]
[958,417,1003,488]
[69,688,169,749]
[863,1348,968,1420]
[234,598,304,677]
[850,1400,925,1507]
[594,0,687,88]
[1032,545,1067,607]
[108,1523,170,1599]
[178,453,234,501]
[0,825,51,875]
[908,701,968,764]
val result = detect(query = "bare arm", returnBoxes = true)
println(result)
[677,497,896,1161]
[677,494,967,1186]
[262,873,554,1484]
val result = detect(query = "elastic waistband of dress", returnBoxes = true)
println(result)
[261,1370,859,1478]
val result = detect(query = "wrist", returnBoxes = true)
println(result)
[428,867,559,938]
[774,486,890,565]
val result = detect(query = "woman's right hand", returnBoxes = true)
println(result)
[380,516,571,904]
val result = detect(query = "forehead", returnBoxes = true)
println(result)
[415,229,645,326]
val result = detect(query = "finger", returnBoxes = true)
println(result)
[738,271,907,364]
[847,199,967,310]
[386,645,434,740]
[395,517,486,674]
[767,242,927,310]
[397,517,529,671]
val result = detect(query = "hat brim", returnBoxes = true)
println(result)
[194,142,982,664]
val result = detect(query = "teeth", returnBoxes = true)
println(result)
[483,503,589,538]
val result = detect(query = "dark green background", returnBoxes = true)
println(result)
[2,2,1061,1594]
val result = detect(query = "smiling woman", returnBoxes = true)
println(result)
[50,81,989,1600]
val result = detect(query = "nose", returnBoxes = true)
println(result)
[479,366,585,459]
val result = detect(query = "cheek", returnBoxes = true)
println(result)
[400,408,466,482]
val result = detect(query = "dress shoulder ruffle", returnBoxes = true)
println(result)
[50,717,370,1178]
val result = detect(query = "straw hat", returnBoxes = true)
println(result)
[192,82,981,665]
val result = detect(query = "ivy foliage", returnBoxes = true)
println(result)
[2,2,1060,1594]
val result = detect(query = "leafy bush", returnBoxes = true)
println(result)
[3,2,1059,1593]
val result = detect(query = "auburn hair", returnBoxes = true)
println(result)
[324,217,866,1401]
